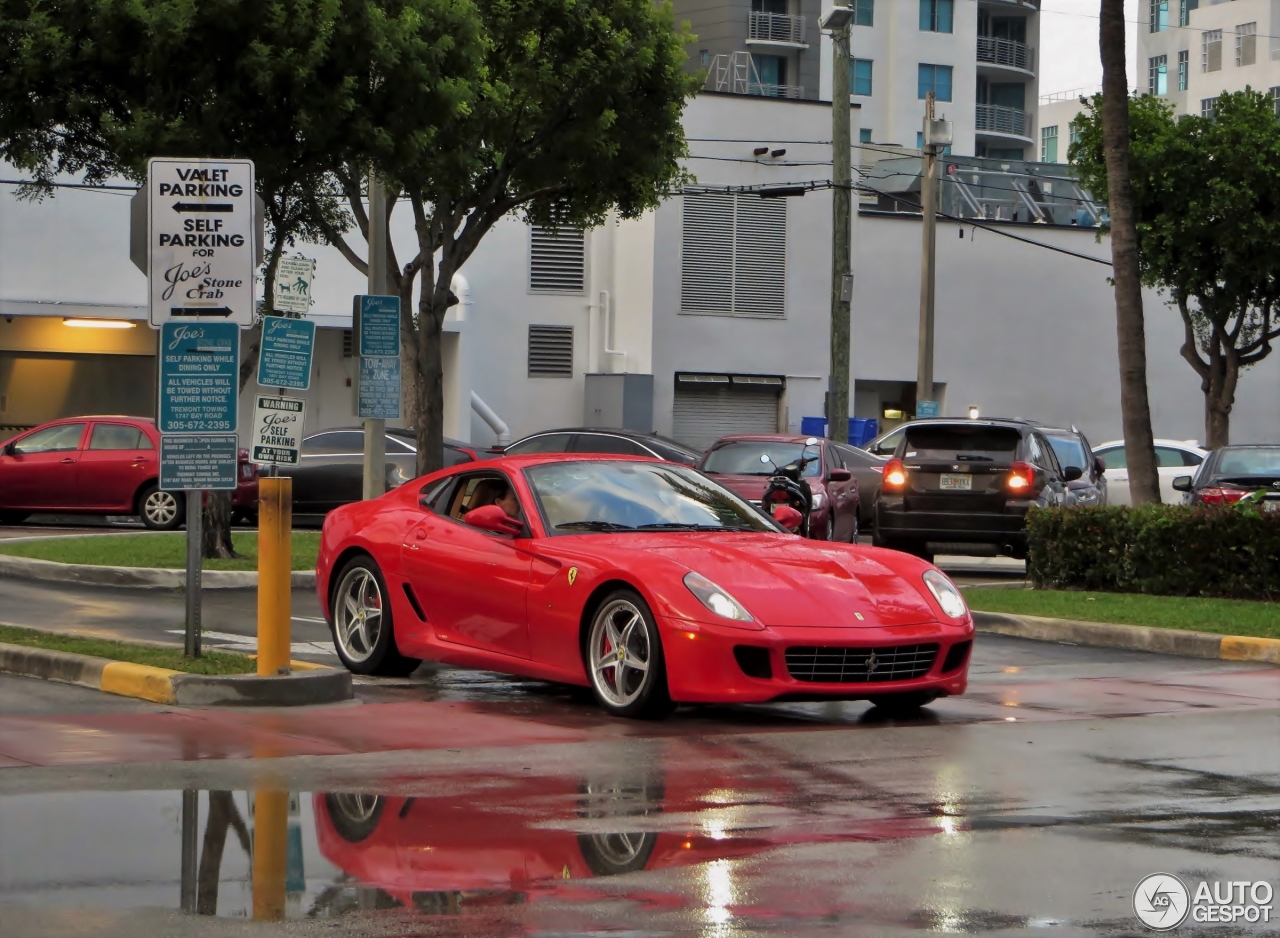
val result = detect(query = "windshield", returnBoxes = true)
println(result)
[1046,436,1087,471]
[525,461,780,534]
[701,442,821,478]
[1216,447,1280,477]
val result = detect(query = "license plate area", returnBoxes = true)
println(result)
[939,473,972,491]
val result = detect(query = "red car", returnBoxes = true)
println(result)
[0,416,258,530]
[317,454,973,718]
[699,434,860,541]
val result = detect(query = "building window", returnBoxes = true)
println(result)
[700,49,709,66]
[1069,125,1082,147]
[918,63,953,101]
[1041,125,1059,163]
[527,325,574,378]
[1149,0,1168,32]
[1203,30,1222,72]
[1200,96,1218,118]
[1178,50,1189,90]
[1236,23,1257,67]
[1179,0,1197,28]
[1271,87,1280,118]
[1148,55,1168,95]
[853,0,874,27]
[919,0,953,33]
[859,128,873,143]
[850,58,873,96]
[681,193,786,318]
[528,226,586,293]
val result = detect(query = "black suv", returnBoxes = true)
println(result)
[873,419,1080,561]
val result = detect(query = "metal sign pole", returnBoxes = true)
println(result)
[184,489,203,657]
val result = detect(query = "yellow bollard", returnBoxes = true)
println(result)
[257,476,292,676]
[251,788,288,921]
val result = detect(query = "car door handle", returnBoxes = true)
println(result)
[60,457,76,464]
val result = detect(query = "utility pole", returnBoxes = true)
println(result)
[822,4,855,442]
[362,172,388,500]
[915,93,950,416]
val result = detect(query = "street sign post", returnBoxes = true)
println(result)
[256,317,315,390]
[158,322,239,433]
[358,356,401,419]
[354,294,401,420]
[250,396,305,467]
[273,255,315,315]
[148,158,256,327]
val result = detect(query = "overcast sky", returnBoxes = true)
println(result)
[1039,0,1140,98]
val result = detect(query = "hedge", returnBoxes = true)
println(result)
[1026,504,1280,600]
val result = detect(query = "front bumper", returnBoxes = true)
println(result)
[659,614,973,704]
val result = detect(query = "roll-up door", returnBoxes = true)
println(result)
[671,374,781,452]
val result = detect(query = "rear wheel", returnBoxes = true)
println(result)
[585,589,672,719]
[330,556,421,676]
[138,485,184,531]
[324,793,385,842]
[868,691,938,716]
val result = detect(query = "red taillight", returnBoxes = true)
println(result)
[769,490,789,502]
[1007,461,1034,492]
[884,458,906,490]
[1199,486,1247,505]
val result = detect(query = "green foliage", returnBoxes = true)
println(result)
[0,532,321,571]
[1027,505,1280,600]
[0,624,256,674]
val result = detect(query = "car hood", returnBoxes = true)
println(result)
[632,533,938,628]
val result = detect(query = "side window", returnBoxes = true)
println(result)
[88,424,145,451]
[420,478,454,513]
[1098,447,1127,469]
[1038,436,1064,477]
[825,445,843,474]
[442,472,525,524]
[385,436,416,454]
[302,431,365,456]
[871,426,905,456]
[1027,434,1044,466]
[1181,449,1204,467]
[1155,446,1196,468]
[571,433,649,456]
[505,433,570,455]
[12,423,86,454]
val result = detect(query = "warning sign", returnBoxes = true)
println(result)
[250,396,305,466]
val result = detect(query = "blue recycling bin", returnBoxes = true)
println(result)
[800,416,827,439]
[848,418,878,447]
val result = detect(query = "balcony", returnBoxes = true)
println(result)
[976,103,1032,140]
[704,52,805,100]
[977,36,1035,73]
[747,11,808,48]
[747,82,805,99]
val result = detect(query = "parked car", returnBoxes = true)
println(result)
[1173,444,1280,509]
[1092,439,1207,506]
[874,419,1078,561]
[1039,426,1107,507]
[281,427,479,516]
[834,442,888,528]
[699,434,860,541]
[0,416,258,530]
[501,428,701,465]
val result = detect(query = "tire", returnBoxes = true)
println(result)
[0,511,29,525]
[847,513,860,543]
[584,589,672,719]
[575,774,663,875]
[330,555,421,676]
[324,793,385,842]
[138,484,185,531]
[868,691,938,716]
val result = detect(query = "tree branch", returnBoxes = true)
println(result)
[1177,294,1210,381]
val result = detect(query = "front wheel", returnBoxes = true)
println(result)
[585,589,672,719]
[138,485,185,531]
[330,556,421,676]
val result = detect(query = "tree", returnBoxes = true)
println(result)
[1091,0,1161,504]
[316,0,697,475]
[2,0,481,553]
[1071,90,1280,448]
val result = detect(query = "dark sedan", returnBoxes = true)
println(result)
[1040,427,1107,507]
[1173,444,1280,510]
[501,428,702,464]
[282,427,478,515]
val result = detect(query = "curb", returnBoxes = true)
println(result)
[0,553,315,590]
[0,642,351,706]
[972,611,1280,664]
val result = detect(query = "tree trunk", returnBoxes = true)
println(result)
[1203,331,1236,448]
[1100,0,1161,505]
[196,790,251,916]
[202,492,236,559]
[414,302,447,477]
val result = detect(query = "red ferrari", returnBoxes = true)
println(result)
[316,455,973,718]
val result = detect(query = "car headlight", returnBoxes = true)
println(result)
[922,569,967,620]
[811,492,825,510]
[683,572,754,622]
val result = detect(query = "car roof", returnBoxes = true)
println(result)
[710,433,826,444]
[1095,438,1205,451]
[508,428,701,455]
[458,452,682,472]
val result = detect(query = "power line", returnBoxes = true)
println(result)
[0,178,137,195]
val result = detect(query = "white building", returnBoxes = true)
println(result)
[1035,87,1096,165]
[3,92,1278,455]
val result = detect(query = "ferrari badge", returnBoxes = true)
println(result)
[568,567,578,586]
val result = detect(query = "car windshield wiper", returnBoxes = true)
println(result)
[635,522,749,532]
[554,520,636,531]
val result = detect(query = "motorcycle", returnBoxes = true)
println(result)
[759,437,821,537]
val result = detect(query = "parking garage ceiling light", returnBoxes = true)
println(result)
[63,318,136,329]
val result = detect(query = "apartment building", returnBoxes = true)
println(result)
[678,0,1043,159]
[1140,0,1280,116]
[1036,88,1095,165]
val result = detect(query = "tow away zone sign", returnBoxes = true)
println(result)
[251,396,305,466]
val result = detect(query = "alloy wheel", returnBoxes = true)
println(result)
[329,793,381,824]
[588,599,653,708]
[334,566,384,664]
[144,490,179,527]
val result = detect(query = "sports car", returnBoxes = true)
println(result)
[316,454,974,718]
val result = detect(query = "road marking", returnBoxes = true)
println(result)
[164,629,337,657]
[292,615,327,624]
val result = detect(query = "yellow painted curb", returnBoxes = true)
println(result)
[100,660,180,704]
[1219,636,1280,665]
[247,655,332,672]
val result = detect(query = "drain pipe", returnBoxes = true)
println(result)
[600,289,626,373]
[470,391,510,446]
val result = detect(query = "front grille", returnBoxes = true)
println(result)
[785,644,939,683]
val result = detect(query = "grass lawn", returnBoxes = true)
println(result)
[0,531,320,571]
[0,624,255,675]
[964,587,1280,640]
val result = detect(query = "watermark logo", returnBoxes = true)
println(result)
[1133,873,1190,931]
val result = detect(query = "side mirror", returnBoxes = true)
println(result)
[1063,466,1084,483]
[464,504,525,536]
[805,437,820,446]
[772,504,803,531]
[1172,475,1194,492]
[759,454,771,465]
[829,468,852,482]
[1095,457,1106,474]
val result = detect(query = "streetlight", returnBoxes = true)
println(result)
[821,4,854,443]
